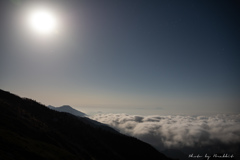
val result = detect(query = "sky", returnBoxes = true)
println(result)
[1,0,240,115]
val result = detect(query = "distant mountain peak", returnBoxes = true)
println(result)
[60,105,71,108]
[48,105,87,117]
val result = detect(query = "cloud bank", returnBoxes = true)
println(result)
[91,114,240,154]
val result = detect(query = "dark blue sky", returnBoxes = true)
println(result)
[1,0,240,115]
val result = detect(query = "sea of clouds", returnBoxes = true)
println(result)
[91,113,240,157]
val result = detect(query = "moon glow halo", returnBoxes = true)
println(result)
[28,9,58,35]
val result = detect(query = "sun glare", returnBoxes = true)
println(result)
[28,9,58,35]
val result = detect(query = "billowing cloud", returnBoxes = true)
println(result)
[91,114,240,155]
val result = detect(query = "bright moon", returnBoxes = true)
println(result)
[28,9,58,35]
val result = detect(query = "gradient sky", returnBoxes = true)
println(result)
[1,0,239,115]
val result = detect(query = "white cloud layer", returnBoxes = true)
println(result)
[91,114,240,153]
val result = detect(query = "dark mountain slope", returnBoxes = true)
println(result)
[0,89,171,160]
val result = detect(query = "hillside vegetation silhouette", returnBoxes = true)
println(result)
[0,89,171,160]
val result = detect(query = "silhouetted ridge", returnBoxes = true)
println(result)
[0,89,172,160]
[48,105,87,117]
